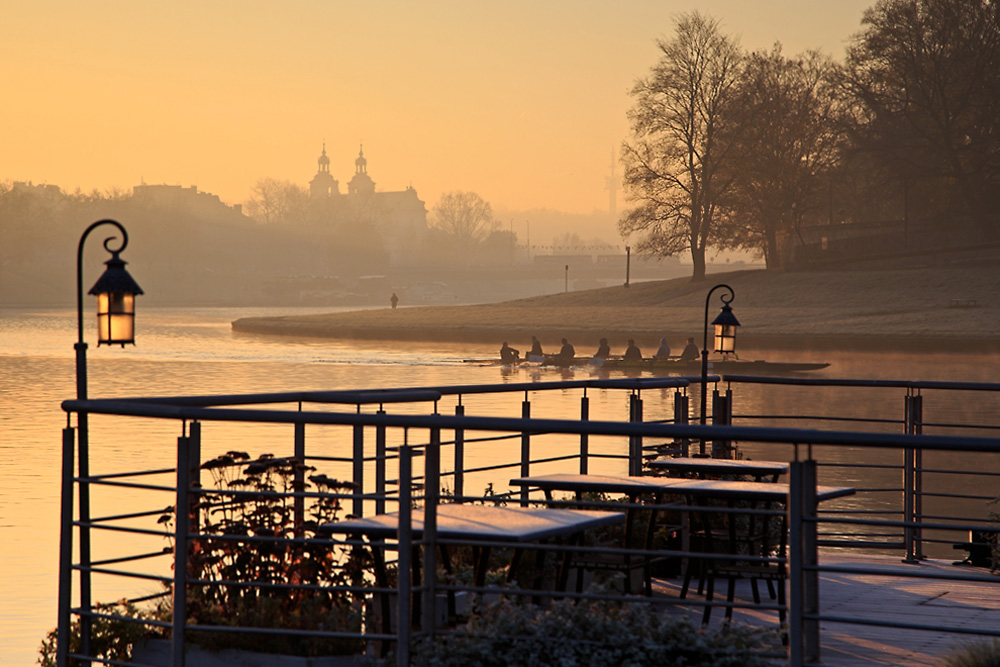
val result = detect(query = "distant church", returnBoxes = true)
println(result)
[308,144,427,265]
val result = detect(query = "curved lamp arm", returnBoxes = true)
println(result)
[76,219,129,345]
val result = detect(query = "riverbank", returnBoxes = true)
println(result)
[231,264,1000,352]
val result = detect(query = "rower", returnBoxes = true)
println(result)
[500,342,520,364]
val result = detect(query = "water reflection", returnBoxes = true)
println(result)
[2,307,999,665]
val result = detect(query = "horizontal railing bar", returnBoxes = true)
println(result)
[77,565,172,585]
[76,522,174,539]
[811,516,989,533]
[98,376,696,409]
[804,613,1000,637]
[724,375,1000,392]
[916,467,1000,477]
[815,462,903,470]
[90,550,172,568]
[921,422,1000,431]
[920,515,998,525]
[737,414,902,425]
[62,399,1000,453]
[89,507,174,523]
[79,478,176,493]
[88,467,176,480]
[916,491,997,501]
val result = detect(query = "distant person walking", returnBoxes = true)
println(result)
[680,337,699,362]
[654,337,672,359]
[390,292,399,309]
[623,338,643,362]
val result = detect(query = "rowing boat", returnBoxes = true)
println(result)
[468,356,830,374]
[590,357,830,374]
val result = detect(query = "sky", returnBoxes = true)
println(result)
[2,0,874,215]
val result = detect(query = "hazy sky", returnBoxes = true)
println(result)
[3,1,872,215]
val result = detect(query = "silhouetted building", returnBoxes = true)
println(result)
[133,183,244,217]
[307,144,427,265]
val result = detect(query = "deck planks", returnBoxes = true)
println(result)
[649,552,1000,666]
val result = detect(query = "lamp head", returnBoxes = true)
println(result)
[88,249,144,347]
[711,302,740,354]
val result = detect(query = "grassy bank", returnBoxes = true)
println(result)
[231,265,1000,352]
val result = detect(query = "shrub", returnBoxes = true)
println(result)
[37,600,168,667]
[40,452,367,663]
[941,638,1000,667]
[408,597,779,667]
[182,452,366,656]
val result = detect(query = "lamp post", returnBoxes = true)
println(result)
[58,219,142,666]
[700,284,739,456]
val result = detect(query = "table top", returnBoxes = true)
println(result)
[510,473,690,496]
[510,473,854,503]
[647,457,788,477]
[322,503,625,542]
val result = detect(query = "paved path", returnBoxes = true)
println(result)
[652,553,1000,666]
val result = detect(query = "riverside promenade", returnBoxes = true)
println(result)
[231,264,1000,352]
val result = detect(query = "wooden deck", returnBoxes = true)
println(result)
[650,552,1000,666]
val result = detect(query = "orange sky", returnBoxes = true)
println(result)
[2,1,872,215]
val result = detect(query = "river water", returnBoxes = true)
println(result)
[2,306,999,665]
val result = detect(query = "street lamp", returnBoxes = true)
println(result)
[700,284,739,455]
[59,219,142,666]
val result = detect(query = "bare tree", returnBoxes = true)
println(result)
[244,178,308,225]
[431,191,498,255]
[721,47,839,268]
[842,0,1000,239]
[620,12,745,281]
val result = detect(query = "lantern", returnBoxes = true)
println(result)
[88,249,143,346]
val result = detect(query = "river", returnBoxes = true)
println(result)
[2,306,999,666]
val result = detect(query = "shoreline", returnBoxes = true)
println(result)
[231,265,1000,354]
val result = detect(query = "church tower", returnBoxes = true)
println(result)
[348,144,376,196]
[309,143,339,198]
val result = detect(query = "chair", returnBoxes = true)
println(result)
[682,498,787,626]
[569,492,683,596]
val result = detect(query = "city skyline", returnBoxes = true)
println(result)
[3,1,872,214]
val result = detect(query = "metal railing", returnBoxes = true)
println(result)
[56,375,1000,666]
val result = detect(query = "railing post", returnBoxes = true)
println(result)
[579,394,590,475]
[172,433,192,667]
[903,393,924,562]
[422,429,440,635]
[453,403,465,499]
[353,421,365,518]
[674,391,689,457]
[629,392,643,476]
[294,420,306,534]
[711,389,733,459]
[75,409,93,664]
[188,422,201,535]
[376,411,387,515]
[57,427,75,667]
[788,457,820,666]
[520,396,531,505]
[397,443,412,667]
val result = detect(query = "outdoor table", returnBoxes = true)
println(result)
[510,473,854,620]
[509,473,693,595]
[322,504,625,631]
[647,457,789,482]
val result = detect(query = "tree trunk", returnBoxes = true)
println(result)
[690,245,707,281]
